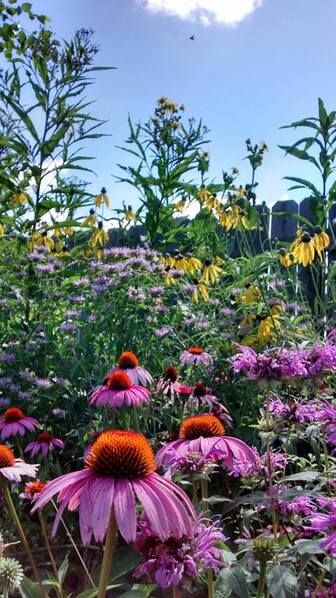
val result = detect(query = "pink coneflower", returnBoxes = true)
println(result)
[179,347,213,367]
[156,366,181,399]
[89,371,150,408]
[106,351,153,386]
[32,430,195,544]
[0,445,37,482]
[25,432,64,457]
[156,414,256,471]
[0,407,38,440]
[191,384,233,427]
[20,480,47,502]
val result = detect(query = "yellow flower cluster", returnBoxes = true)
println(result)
[27,231,54,251]
[280,228,330,268]
[196,187,252,230]
[241,304,283,346]
[161,253,224,301]
[81,210,97,228]
[95,188,109,209]
[11,192,28,206]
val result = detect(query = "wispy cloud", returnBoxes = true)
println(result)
[139,0,263,26]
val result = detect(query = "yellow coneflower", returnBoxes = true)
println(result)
[239,284,261,304]
[200,258,223,285]
[235,186,246,198]
[53,227,63,239]
[0,224,4,237]
[124,205,137,224]
[174,254,189,272]
[219,205,250,230]
[11,191,28,206]
[291,231,316,267]
[313,226,330,259]
[40,231,55,251]
[164,266,179,286]
[81,209,97,228]
[89,222,109,248]
[63,227,73,236]
[174,198,187,213]
[279,248,295,268]
[95,187,109,209]
[160,254,175,269]
[197,187,213,207]
[191,279,209,303]
[184,255,202,276]
[257,313,280,344]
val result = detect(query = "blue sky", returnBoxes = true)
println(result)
[32,0,336,214]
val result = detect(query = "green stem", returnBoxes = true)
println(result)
[207,568,214,598]
[97,510,118,598]
[0,479,41,583]
[200,478,209,517]
[38,509,62,595]
[256,560,267,598]
[51,500,95,588]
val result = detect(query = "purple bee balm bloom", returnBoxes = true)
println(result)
[32,430,195,545]
[0,407,38,440]
[0,352,15,363]
[155,326,173,338]
[105,351,153,386]
[232,345,308,381]
[0,398,11,408]
[0,444,38,482]
[307,342,336,376]
[52,408,66,418]
[59,322,77,333]
[280,496,317,517]
[25,432,64,457]
[156,415,256,472]
[309,501,336,556]
[180,347,213,367]
[90,370,150,408]
[134,516,227,589]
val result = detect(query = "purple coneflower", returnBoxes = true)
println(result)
[180,347,213,367]
[25,432,64,457]
[0,407,38,440]
[19,480,46,502]
[90,371,150,408]
[156,414,256,471]
[32,430,195,544]
[0,445,37,482]
[156,366,181,399]
[106,351,153,386]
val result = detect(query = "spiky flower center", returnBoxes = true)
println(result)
[118,351,139,369]
[193,383,207,397]
[3,407,24,423]
[0,445,15,468]
[37,432,53,443]
[180,415,225,440]
[85,430,156,478]
[24,480,46,496]
[164,366,178,382]
[187,346,204,355]
[107,371,132,391]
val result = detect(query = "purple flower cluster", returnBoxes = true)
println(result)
[134,518,227,588]
[310,500,336,556]
[269,396,323,424]
[232,342,336,381]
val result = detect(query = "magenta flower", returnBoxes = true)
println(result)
[0,407,38,440]
[89,370,150,408]
[134,517,227,589]
[306,342,336,376]
[190,383,233,428]
[105,351,153,386]
[232,345,308,381]
[0,444,38,482]
[32,430,195,545]
[25,432,64,457]
[309,500,336,556]
[156,414,256,472]
[156,366,181,399]
[180,347,213,367]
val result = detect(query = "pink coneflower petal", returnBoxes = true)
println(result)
[91,478,115,542]
[114,479,136,543]
[132,477,172,540]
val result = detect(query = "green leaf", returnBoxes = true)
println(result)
[283,176,320,197]
[215,566,251,598]
[19,577,42,598]
[58,554,69,585]
[22,3,33,12]
[267,564,297,598]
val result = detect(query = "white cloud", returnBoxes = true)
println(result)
[139,0,263,26]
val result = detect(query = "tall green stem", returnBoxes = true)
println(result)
[0,479,41,583]
[97,510,118,598]
[256,560,267,597]
[37,509,63,595]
